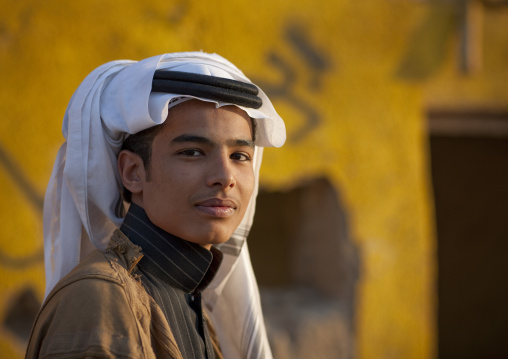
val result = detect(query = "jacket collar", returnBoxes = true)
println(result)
[119,203,223,293]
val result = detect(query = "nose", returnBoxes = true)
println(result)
[207,153,235,190]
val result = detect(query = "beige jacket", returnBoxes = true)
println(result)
[26,230,222,359]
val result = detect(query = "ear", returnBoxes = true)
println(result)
[117,150,146,197]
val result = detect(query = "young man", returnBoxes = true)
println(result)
[26,52,286,359]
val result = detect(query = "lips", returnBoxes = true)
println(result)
[195,198,237,217]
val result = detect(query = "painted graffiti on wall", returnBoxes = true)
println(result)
[253,23,332,143]
[0,143,44,267]
[0,142,44,344]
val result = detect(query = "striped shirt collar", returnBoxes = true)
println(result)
[120,203,223,293]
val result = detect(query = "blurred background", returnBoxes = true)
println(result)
[1,1,507,358]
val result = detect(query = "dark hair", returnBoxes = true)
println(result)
[119,116,257,203]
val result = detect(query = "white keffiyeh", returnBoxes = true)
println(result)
[43,52,285,359]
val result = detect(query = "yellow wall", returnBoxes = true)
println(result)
[424,8,508,110]
[2,1,505,358]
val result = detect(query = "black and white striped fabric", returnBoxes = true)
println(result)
[120,203,222,359]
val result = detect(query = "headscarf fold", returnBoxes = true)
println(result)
[43,52,286,359]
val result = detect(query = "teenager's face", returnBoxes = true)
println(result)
[135,100,255,248]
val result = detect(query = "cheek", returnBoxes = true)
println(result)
[239,169,255,202]
[152,167,200,207]
[151,160,192,186]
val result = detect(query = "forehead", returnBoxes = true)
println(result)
[160,99,253,138]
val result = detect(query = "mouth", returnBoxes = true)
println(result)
[195,198,237,217]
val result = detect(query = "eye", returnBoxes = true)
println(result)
[177,149,204,157]
[230,152,252,162]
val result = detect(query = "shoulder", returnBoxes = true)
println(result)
[42,229,146,315]
[53,249,124,291]
[26,249,155,358]
[44,249,132,314]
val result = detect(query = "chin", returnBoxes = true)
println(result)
[187,227,234,247]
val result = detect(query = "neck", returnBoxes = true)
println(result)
[119,202,223,293]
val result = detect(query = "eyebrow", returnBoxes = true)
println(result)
[170,134,255,148]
